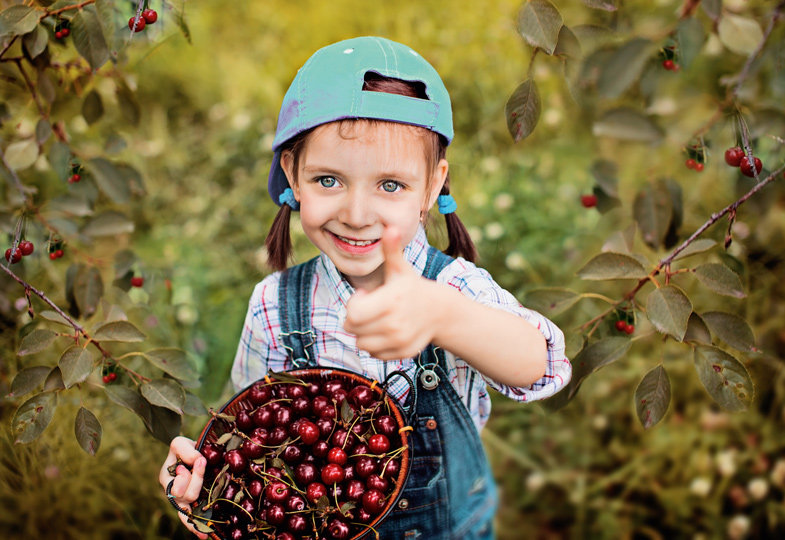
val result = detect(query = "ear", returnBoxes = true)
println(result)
[425,158,449,210]
[280,151,300,199]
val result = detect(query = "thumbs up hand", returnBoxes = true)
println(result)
[344,226,438,360]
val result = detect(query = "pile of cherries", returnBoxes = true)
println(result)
[192,372,407,540]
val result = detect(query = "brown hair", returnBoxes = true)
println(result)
[265,73,477,270]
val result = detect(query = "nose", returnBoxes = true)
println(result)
[337,187,374,229]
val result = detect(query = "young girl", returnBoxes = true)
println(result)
[160,36,571,539]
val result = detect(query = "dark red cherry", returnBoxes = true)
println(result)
[332,388,349,406]
[316,417,334,437]
[349,385,375,408]
[249,382,273,405]
[374,415,396,436]
[240,497,256,518]
[321,463,345,484]
[355,456,377,479]
[327,447,348,465]
[331,429,349,448]
[366,474,389,492]
[266,467,284,480]
[235,409,254,432]
[368,433,390,454]
[306,482,327,503]
[297,420,320,445]
[224,449,247,474]
[346,479,365,501]
[252,406,274,427]
[327,518,351,540]
[312,440,329,459]
[282,444,303,464]
[291,396,311,416]
[357,508,373,523]
[285,494,307,512]
[381,458,400,478]
[247,479,264,498]
[240,435,265,460]
[200,443,223,466]
[223,482,241,500]
[287,513,308,533]
[269,426,288,445]
[323,379,345,396]
[288,384,307,398]
[275,406,293,427]
[362,488,386,515]
[266,503,286,525]
[265,480,290,503]
[295,462,317,485]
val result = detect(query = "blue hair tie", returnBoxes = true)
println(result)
[278,188,300,210]
[437,194,457,215]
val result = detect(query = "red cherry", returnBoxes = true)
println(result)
[128,15,145,32]
[102,374,111,384]
[380,458,400,478]
[61,28,70,37]
[354,456,378,479]
[5,248,21,263]
[327,447,348,465]
[252,406,274,427]
[740,156,763,177]
[287,513,308,533]
[662,59,674,70]
[615,320,627,332]
[49,252,57,260]
[130,276,144,287]
[55,249,64,258]
[373,415,396,436]
[142,8,158,23]
[247,479,264,498]
[312,440,329,458]
[107,372,117,382]
[321,463,345,484]
[235,409,254,432]
[366,473,389,492]
[266,503,286,525]
[248,381,272,405]
[361,488,386,515]
[281,444,303,464]
[724,147,744,167]
[327,518,351,540]
[240,435,265,460]
[685,158,696,170]
[368,433,390,454]
[306,482,327,503]
[68,173,81,183]
[201,443,223,466]
[349,385,375,408]
[55,30,63,39]
[624,324,635,335]
[694,162,704,172]
[265,480,290,503]
[19,240,34,256]
[297,420,320,445]
[346,479,365,502]
[294,462,317,485]
[223,449,247,474]
[580,194,598,208]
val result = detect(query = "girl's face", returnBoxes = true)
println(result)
[282,121,447,291]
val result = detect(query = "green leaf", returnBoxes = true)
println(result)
[35,118,51,144]
[37,70,56,103]
[82,90,104,125]
[18,328,58,356]
[44,367,65,392]
[701,311,756,352]
[677,17,705,69]
[593,107,664,143]
[7,366,50,399]
[104,384,152,429]
[74,407,102,455]
[577,252,648,280]
[59,346,95,388]
[183,392,207,417]
[141,379,185,414]
[74,265,104,318]
[82,210,134,237]
[582,0,617,10]
[672,239,716,261]
[634,180,673,249]
[115,80,140,126]
[71,6,109,70]
[50,193,94,217]
[85,158,130,204]
[694,346,753,412]
[635,364,670,429]
[554,24,581,59]
[693,264,745,298]
[0,5,40,37]
[48,141,72,182]
[517,0,563,55]
[569,336,631,398]
[145,348,198,381]
[590,159,618,197]
[147,404,183,444]
[505,79,541,143]
[523,288,580,317]
[114,250,137,277]
[646,286,692,342]
[718,14,763,56]
[598,38,655,99]
[12,392,57,444]
[23,24,48,58]
[684,312,712,345]
[93,321,145,342]
[701,0,721,20]
[4,140,39,171]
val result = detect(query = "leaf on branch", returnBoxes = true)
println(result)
[7,366,50,399]
[634,180,673,249]
[85,158,131,204]
[115,80,141,126]
[12,392,57,444]
[82,90,104,125]
[593,107,664,143]
[93,320,145,342]
[44,367,65,392]
[634,364,671,429]
[554,25,581,59]
[148,404,183,444]
[4,140,39,171]
[0,5,40,38]
[524,288,580,317]
[505,79,541,143]
[672,239,717,261]
[684,312,712,345]
[50,193,94,217]
[693,346,753,412]
[48,141,72,182]
[105,384,152,430]
[145,348,199,381]
[701,0,721,20]
[141,378,186,415]
[517,0,563,55]
[82,210,135,237]
[646,285,692,342]
[577,252,648,280]
[59,346,95,388]
[183,391,208,417]
[718,14,763,56]
[74,407,102,456]
[74,265,104,318]
[590,159,618,197]
[693,264,746,298]
[571,24,614,56]
[701,311,756,352]
[581,0,617,11]
[568,336,631,399]
[71,6,110,70]
[598,38,656,99]
[37,70,56,104]
[601,224,636,255]
[18,328,58,356]
[23,25,49,59]
[35,119,51,144]
[677,17,706,70]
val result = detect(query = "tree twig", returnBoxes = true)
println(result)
[731,0,785,97]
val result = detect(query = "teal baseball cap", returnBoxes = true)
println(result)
[267,36,454,206]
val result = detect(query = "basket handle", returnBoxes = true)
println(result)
[382,369,417,426]
[166,478,195,518]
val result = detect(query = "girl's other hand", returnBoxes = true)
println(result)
[344,226,438,359]
[158,436,209,539]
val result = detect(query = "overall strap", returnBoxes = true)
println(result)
[422,246,453,281]
[418,247,454,380]
[278,257,319,368]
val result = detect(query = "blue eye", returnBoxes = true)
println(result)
[318,176,337,188]
[381,180,401,193]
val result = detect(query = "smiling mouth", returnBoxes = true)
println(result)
[333,233,378,247]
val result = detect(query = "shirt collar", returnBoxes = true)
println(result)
[317,224,430,307]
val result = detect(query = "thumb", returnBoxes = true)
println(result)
[382,226,406,280]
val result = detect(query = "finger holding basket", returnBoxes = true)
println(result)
[159,435,208,539]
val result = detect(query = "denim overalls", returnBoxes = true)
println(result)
[278,247,498,539]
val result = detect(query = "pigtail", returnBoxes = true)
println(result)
[265,203,293,271]
[440,176,478,263]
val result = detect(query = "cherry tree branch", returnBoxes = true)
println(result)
[43,0,96,18]
[732,0,785,97]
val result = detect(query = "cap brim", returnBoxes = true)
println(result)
[267,150,288,207]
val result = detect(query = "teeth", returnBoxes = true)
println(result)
[337,235,375,247]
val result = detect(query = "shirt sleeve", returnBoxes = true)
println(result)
[231,272,291,391]
[438,258,572,402]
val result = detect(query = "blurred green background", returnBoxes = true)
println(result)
[2,0,785,538]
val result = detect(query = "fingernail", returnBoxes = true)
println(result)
[197,457,206,469]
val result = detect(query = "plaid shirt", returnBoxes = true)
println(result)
[232,226,571,430]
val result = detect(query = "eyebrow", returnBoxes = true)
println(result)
[301,164,421,181]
